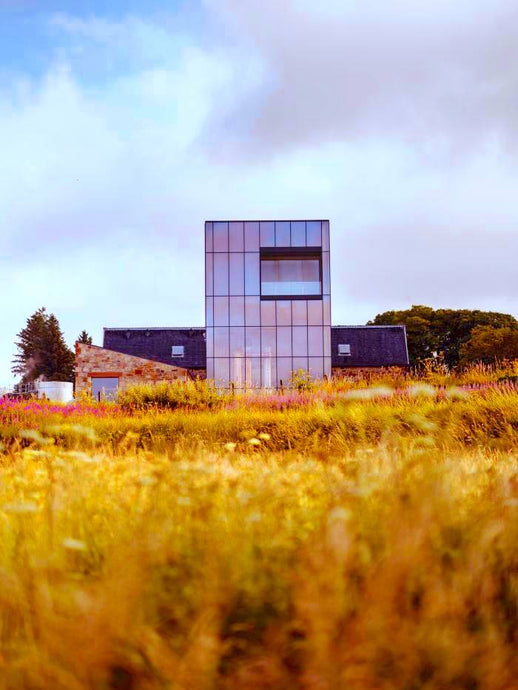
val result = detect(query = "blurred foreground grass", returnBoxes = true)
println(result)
[1,381,518,688]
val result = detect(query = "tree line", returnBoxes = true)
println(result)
[10,304,518,384]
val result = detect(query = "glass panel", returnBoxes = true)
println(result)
[245,296,260,326]
[244,253,260,295]
[229,221,244,251]
[230,357,245,388]
[307,221,322,246]
[230,327,245,357]
[206,328,213,357]
[206,358,214,380]
[277,358,292,389]
[276,300,292,326]
[309,357,324,380]
[245,327,261,356]
[245,358,261,389]
[292,300,307,326]
[292,326,308,356]
[275,221,290,246]
[205,222,213,252]
[214,296,229,326]
[277,326,292,356]
[322,220,330,251]
[213,221,229,252]
[214,327,229,357]
[205,252,213,296]
[291,221,305,247]
[260,221,274,247]
[262,356,276,389]
[308,326,324,356]
[229,253,244,295]
[206,296,214,327]
[214,254,229,295]
[324,356,332,379]
[260,300,276,326]
[323,295,331,326]
[308,300,323,325]
[323,327,331,357]
[322,252,331,295]
[91,377,119,402]
[261,257,321,297]
[230,296,245,326]
[293,357,308,375]
[214,358,230,387]
[244,221,259,251]
[261,327,277,357]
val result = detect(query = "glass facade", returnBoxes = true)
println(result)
[205,220,331,388]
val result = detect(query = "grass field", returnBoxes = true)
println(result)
[1,368,518,689]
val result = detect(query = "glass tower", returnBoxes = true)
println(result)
[205,220,331,388]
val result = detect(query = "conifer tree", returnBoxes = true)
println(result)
[77,330,93,345]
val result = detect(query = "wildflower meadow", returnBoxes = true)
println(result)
[1,364,518,689]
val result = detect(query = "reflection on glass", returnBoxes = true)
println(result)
[291,221,305,247]
[293,357,308,374]
[277,358,292,388]
[214,296,229,326]
[292,326,308,356]
[277,326,292,356]
[260,300,276,326]
[322,252,331,294]
[309,357,324,380]
[261,327,276,357]
[262,356,276,389]
[205,222,213,252]
[276,300,291,325]
[229,297,245,326]
[322,220,330,251]
[245,327,261,356]
[260,221,275,247]
[231,357,244,387]
[261,258,321,297]
[206,297,214,327]
[214,254,229,295]
[323,296,331,325]
[214,327,229,357]
[307,221,321,246]
[229,327,245,356]
[275,221,290,246]
[229,253,244,295]
[245,296,260,326]
[206,328,213,357]
[244,253,260,295]
[308,326,324,356]
[229,221,244,251]
[205,253,213,296]
[213,222,228,252]
[245,222,259,251]
[92,377,119,402]
[206,358,214,380]
[292,300,307,325]
[214,358,230,387]
[308,300,323,326]
[245,358,261,388]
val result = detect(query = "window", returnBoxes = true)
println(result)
[91,377,119,402]
[172,345,185,358]
[338,344,351,356]
[260,248,322,299]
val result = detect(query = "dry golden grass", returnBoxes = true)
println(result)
[1,378,518,688]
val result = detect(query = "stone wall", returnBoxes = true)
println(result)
[75,343,188,396]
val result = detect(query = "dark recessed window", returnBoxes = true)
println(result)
[260,248,322,299]
[172,345,185,358]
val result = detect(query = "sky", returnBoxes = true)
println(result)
[1,0,518,386]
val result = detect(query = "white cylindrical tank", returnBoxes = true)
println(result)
[35,381,74,402]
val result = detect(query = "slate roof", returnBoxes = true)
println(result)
[103,328,206,370]
[331,325,409,368]
[103,325,409,370]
